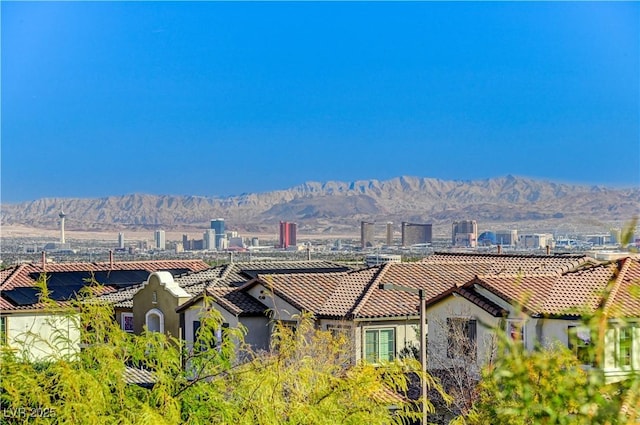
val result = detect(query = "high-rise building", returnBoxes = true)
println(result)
[154,230,166,250]
[211,219,225,250]
[279,221,297,249]
[385,222,393,246]
[495,230,518,246]
[203,229,216,251]
[401,222,433,246]
[361,221,375,249]
[452,220,478,247]
[118,232,125,249]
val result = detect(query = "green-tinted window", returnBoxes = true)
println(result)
[365,328,395,363]
[619,327,633,367]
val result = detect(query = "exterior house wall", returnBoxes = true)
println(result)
[354,318,421,363]
[241,316,270,352]
[4,313,81,361]
[246,284,300,321]
[182,302,270,354]
[133,273,191,338]
[426,296,501,370]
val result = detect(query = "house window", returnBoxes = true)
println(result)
[0,316,6,345]
[506,320,525,344]
[618,327,633,367]
[145,308,164,333]
[121,313,134,333]
[365,328,395,363]
[447,318,477,359]
[568,325,592,365]
[193,320,229,351]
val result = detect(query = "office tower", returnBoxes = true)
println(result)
[182,234,190,251]
[118,232,125,249]
[452,220,478,247]
[203,229,216,251]
[279,221,297,249]
[401,222,433,247]
[385,222,393,246]
[361,221,375,249]
[211,219,225,250]
[154,230,166,250]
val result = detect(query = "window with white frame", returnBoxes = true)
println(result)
[121,312,134,333]
[618,327,633,368]
[447,318,477,360]
[145,308,164,333]
[365,328,395,363]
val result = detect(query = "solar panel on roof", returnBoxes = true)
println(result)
[49,285,85,301]
[3,288,41,306]
[29,270,151,288]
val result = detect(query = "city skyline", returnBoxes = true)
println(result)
[2,2,638,203]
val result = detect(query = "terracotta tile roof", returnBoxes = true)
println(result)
[123,366,155,387]
[97,261,351,312]
[470,258,640,318]
[352,263,492,319]
[605,257,640,318]
[454,286,508,317]
[1,259,209,312]
[423,252,593,275]
[319,268,382,317]
[206,287,267,316]
[247,255,634,321]
[256,272,347,314]
[175,286,267,316]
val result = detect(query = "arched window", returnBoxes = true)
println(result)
[145,308,164,333]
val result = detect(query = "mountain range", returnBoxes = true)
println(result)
[1,176,638,237]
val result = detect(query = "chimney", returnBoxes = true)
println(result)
[109,249,114,269]
[41,251,46,271]
[497,244,502,254]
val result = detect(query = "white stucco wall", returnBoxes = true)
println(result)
[426,296,501,370]
[246,284,301,321]
[5,313,81,361]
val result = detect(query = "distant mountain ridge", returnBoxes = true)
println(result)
[1,176,638,235]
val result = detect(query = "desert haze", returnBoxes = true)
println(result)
[1,176,638,237]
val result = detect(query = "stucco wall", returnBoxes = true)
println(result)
[353,318,422,363]
[5,313,81,361]
[133,274,191,338]
[246,284,300,321]
[426,296,500,370]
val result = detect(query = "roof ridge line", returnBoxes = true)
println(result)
[2,264,26,288]
[602,258,630,315]
[349,264,389,318]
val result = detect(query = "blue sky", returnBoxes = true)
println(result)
[2,2,638,202]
